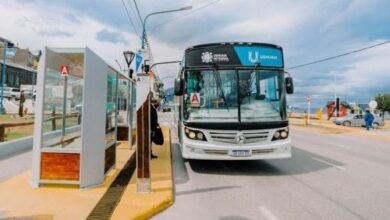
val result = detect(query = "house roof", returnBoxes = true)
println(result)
[0,60,35,72]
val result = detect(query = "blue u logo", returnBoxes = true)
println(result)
[248,51,259,63]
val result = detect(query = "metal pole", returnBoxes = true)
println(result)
[0,40,7,114]
[61,75,68,144]
[150,60,181,69]
[307,100,311,124]
[31,71,35,98]
[141,6,192,49]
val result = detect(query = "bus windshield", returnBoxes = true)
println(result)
[183,69,285,123]
[184,70,239,122]
[238,69,284,122]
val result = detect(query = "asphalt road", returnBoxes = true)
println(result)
[155,112,390,220]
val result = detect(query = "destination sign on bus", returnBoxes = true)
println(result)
[185,45,283,68]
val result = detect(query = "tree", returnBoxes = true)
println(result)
[374,93,390,119]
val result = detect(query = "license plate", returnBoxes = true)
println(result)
[231,149,251,157]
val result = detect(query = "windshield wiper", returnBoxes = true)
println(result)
[212,63,229,110]
[240,62,260,104]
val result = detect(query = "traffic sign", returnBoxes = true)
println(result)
[5,48,16,58]
[60,65,69,76]
[191,93,200,107]
[135,54,142,72]
[369,100,378,109]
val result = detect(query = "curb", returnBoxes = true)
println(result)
[134,197,174,220]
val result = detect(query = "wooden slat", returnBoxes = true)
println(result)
[116,126,129,141]
[136,98,150,179]
[105,144,116,173]
[40,153,80,181]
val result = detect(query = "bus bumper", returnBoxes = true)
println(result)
[181,139,291,160]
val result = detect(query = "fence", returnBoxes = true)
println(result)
[0,114,80,142]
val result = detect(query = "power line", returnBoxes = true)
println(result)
[121,0,141,38]
[150,0,221,35]
[286,40,390,70]
[133,0,144,26]
[127,0,143,32]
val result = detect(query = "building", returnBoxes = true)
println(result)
[0,60,37,88]
[0,38,40,88]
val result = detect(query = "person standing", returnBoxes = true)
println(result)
[150,97,159,159]
[19,90,25,117]
[364,110,374,131]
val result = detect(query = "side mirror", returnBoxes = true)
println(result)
[174,78,184,96]
[285,77,294,94]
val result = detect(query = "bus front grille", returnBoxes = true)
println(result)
[204,149,229,155]
[209,131,269,144]
[252,149,274,154]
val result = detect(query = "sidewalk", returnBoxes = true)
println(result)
[0,127,173,220]
[290,118,390,142]
[111,127,174,220]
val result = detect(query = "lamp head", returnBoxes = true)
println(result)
[123,51,135,67]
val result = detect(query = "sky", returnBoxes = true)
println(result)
[1,0,390,108]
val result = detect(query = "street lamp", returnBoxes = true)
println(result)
[115,59,123,71]
[123,51,135,79]
[141,5,192,49]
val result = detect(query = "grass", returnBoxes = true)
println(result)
[3,125,34,141]
[6,131,31,140]
[0,114,14,121]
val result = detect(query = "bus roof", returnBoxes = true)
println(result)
[184,42,284,68]
[186,42,282,51]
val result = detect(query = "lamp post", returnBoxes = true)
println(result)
[114,59,123,72]
[141,6,192,49]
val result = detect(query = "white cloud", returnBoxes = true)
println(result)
[2,0,389,106]
[0,1,139,68]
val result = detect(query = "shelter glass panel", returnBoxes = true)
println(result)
[42,48,84,149]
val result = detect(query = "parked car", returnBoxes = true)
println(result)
[162,105,171,112]
[3,87,21,100]
[333,114,385,128]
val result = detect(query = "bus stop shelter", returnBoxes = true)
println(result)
[31,47,135,188]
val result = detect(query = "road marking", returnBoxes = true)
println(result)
[259,206,279,220]
[311,157,345,170]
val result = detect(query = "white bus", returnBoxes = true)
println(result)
[174,42,294,160]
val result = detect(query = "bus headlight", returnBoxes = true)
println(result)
[197,132,204,140]
[272,128,289,141]
[280,131,288,138]
[189,132,196,139]
[184,127,207,141]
